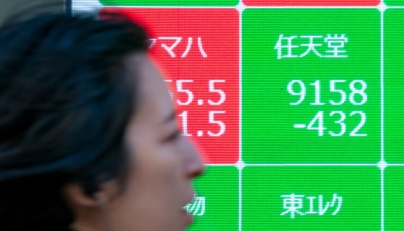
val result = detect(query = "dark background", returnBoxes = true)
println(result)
[0,0,65,26]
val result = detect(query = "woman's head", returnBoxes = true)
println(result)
[0,13,204,231]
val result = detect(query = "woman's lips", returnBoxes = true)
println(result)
[182,208,194,226]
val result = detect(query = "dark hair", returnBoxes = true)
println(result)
[0,13,149,230]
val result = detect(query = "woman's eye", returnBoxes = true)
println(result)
[164,130,181,142]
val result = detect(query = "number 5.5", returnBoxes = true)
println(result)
[176,80,194,105]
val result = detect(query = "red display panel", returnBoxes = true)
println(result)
[101,8,240,164]
[243,0,380,6]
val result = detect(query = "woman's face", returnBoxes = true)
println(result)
[104,53,204,231]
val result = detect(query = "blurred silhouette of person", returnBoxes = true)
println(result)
[0,12,204,231]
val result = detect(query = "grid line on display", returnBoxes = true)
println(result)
[208,163,382,166]
[381,169,385,231]
[72,6,404,10]
[238,166,242,231]
[237,2,243,231]
[71,1,404,11]
[380,4,385,230]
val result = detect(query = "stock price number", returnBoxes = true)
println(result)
[165,79,227,137]
[288,80,368,137]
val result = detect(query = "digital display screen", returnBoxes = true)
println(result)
[72,1,404,230]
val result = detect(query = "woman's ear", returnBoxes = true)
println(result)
[63,181,120,231]
[63,183,100,207]
[63,179,121,208]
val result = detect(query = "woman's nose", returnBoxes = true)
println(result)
[184,139,205,179]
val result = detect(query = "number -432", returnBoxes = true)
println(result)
[300,111,366,137]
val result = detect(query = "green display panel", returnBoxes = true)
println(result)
[384,0,404,5]
[385,167,404,230]
[99,0,238,6]
[384,9,404,163]
[188,166,238,231]
[242,9,380,163]
[243,166,381,230]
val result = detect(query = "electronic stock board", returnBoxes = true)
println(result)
[72,0,404,230]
